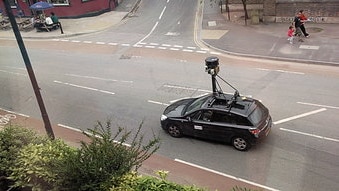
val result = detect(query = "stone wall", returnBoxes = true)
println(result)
[223,0,339,23]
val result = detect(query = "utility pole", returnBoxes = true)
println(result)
[3,0,55,139]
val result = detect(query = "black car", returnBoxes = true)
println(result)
[160,92,272,151]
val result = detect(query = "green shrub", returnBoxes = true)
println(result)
[113,170,206,191]
[0,125,43,190]
[57,120,160,191]
[9,138,75,191]
[231,186,262,191]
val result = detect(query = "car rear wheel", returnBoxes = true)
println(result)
[167,124,183,138]
[232,137,250,151]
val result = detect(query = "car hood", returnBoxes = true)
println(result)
[163,98,194,117]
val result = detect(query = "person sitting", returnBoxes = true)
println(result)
[50,12,59,24]
[45,16,53,26]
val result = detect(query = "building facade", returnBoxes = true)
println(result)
[0,0,121,18]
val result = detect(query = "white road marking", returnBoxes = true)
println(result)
[108,42,118,46]
[158,47,167,50]
[297,102,339,110]
[280,128,339,143]
[71,40,81,43]
[136,21,159,45]
[65,74,133,83]
[210,51,221,55]
[196,50,207,54]
[299,45,319,50]
[148,100,169,106]
[256,68,304,75]
[4,66,25,70]
[58,124,131,146]
[145,46,155,49]
[170,48,180,51]
[175,159,280,191]
[273,108,327,125]
[174,45,183,48]
[54,80,115,95]
[161,44,171,47]
[150,43,159,46]
[187,46,196,49]
[0,107,30,117]
[83,41,92,44]
[183,49,194,52]
[0,69,27,76]
[96,42,105,45]
[121,44,130,47]
[60,39,69,42]
[159,6,166,20]
[163,84,210,93]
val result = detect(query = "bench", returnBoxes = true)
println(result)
[36,23,59,32]
[0,22,11,30]
[22,22,34,31]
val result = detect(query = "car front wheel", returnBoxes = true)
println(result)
[232,136,250,151]
[167,124,183,138]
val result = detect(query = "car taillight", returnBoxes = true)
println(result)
[249,128,260,136]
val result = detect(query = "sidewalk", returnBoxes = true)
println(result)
[200,0,339,66]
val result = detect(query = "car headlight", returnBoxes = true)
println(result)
[160,114,168,121]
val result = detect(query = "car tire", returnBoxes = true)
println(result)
[167,124,183,138]
[232,136,250,151]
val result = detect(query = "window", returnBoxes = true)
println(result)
[48,0,69,6]
[248,107,263,125]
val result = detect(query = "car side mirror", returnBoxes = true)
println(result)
[187,117,192,122]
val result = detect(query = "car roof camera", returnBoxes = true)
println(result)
[205,56,240,108]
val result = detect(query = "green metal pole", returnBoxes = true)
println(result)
[3,0,55,139]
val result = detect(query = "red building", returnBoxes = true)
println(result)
[0,0,119,18]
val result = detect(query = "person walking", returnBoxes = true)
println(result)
[287,25,294,44]
[298,10,310,37]
[293,12,304,42]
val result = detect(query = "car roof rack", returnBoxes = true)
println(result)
[205,56,241,110]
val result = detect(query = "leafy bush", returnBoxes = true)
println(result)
[112,170,206,191]
[0,125,43,190]
[9,138,75,191]
[57,120,160,191]
[231,186,262,191]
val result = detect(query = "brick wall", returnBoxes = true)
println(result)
[224,0,339,23]
[275,1,339,23]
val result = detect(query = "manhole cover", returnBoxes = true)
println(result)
[307,27,323,33]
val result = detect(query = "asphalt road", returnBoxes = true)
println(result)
[1,0,339,190]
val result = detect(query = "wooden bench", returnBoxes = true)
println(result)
[36,23,59,32]
[22,22,34,31]
[0,22,11,30]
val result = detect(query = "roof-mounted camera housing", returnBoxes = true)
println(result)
[205,56,220,76]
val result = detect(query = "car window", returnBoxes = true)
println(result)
[210,111,230,123]
[190,111,202,120]
[248,107,263,125]
[200,110,213,122]
[232,114,252,126]
[185,95,209,114]
[209,111,252,126]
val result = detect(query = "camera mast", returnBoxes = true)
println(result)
[205,56,240,106]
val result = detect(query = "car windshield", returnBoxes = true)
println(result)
[184,95,209,115]
[248,106,264,125]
